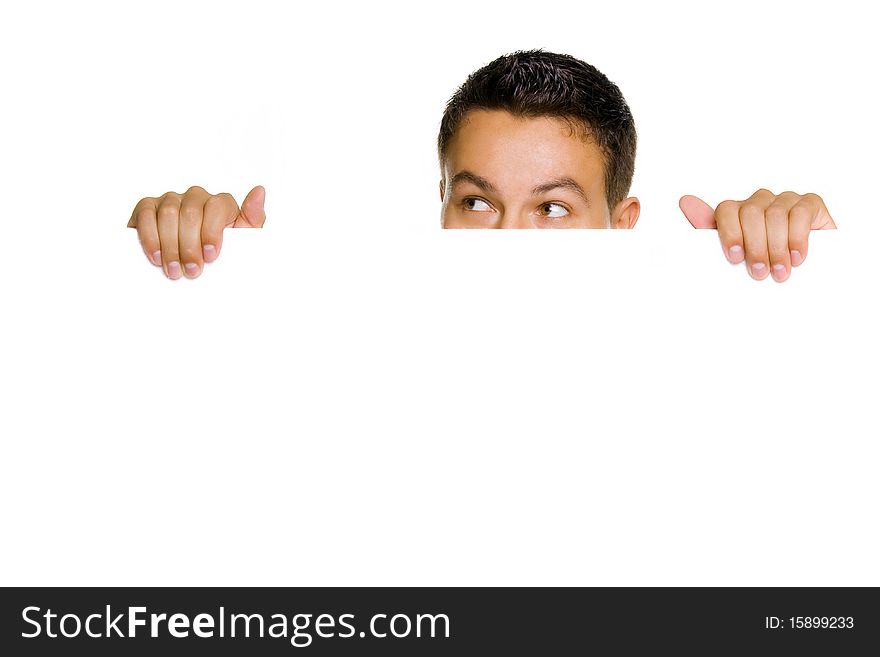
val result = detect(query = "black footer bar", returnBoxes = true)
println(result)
[2,587,877,655]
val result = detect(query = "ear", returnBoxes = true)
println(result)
[610,196,640,229]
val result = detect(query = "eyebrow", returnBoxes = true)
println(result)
[449,171,591,207]
[531,178,591,207]
[449,170,498,194]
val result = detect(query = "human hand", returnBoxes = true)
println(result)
[127,185,266,279]
[679,189,835,282]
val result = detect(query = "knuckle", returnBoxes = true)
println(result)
[790,205,811,221]
[739,203,763,220]
[178,204,202,224]
[205,193,238,223]
[138,232,158,247]
[138,237,157,252]
[157,203,179,220]
[742,242,765,258]
[716,200,738,213]
[768,242,788,258]
[186,185,207,195]
[765,206,788,223]
[136,206,154,222]
[179,245,201,262]
[205,194,229,210]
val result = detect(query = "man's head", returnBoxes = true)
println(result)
[439,50,639,229]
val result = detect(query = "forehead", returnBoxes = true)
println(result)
[444,109,605,191]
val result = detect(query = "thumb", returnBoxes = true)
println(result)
[233,185,267,227]
[679,195,716,229]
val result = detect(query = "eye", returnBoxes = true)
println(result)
[463,197,493,212]
[539,202,570,219]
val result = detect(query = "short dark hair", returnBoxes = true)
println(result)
[438,50,637,210]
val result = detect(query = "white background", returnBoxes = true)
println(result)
[1,0,877,585]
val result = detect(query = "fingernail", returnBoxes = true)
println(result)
[790,250,803,266]
[772,264,787,282]
[151,250,162,266]
[184,262,199,277]
[728,245,744,263]
[203,244,216,261]
[750,262,767,278]
[166,261,181,279]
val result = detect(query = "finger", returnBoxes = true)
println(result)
[739,189,775,280]
[232,185,267,228]
[714,200,744,264]
[201,192,240,262]
[765,192,801,282]
[787,194,822,266]
[132,198,162,266]
[156,193,183,279]
[804,194,837,230]
[679,195,716,228]
[803,193,836,230]
[178,186,211,278]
